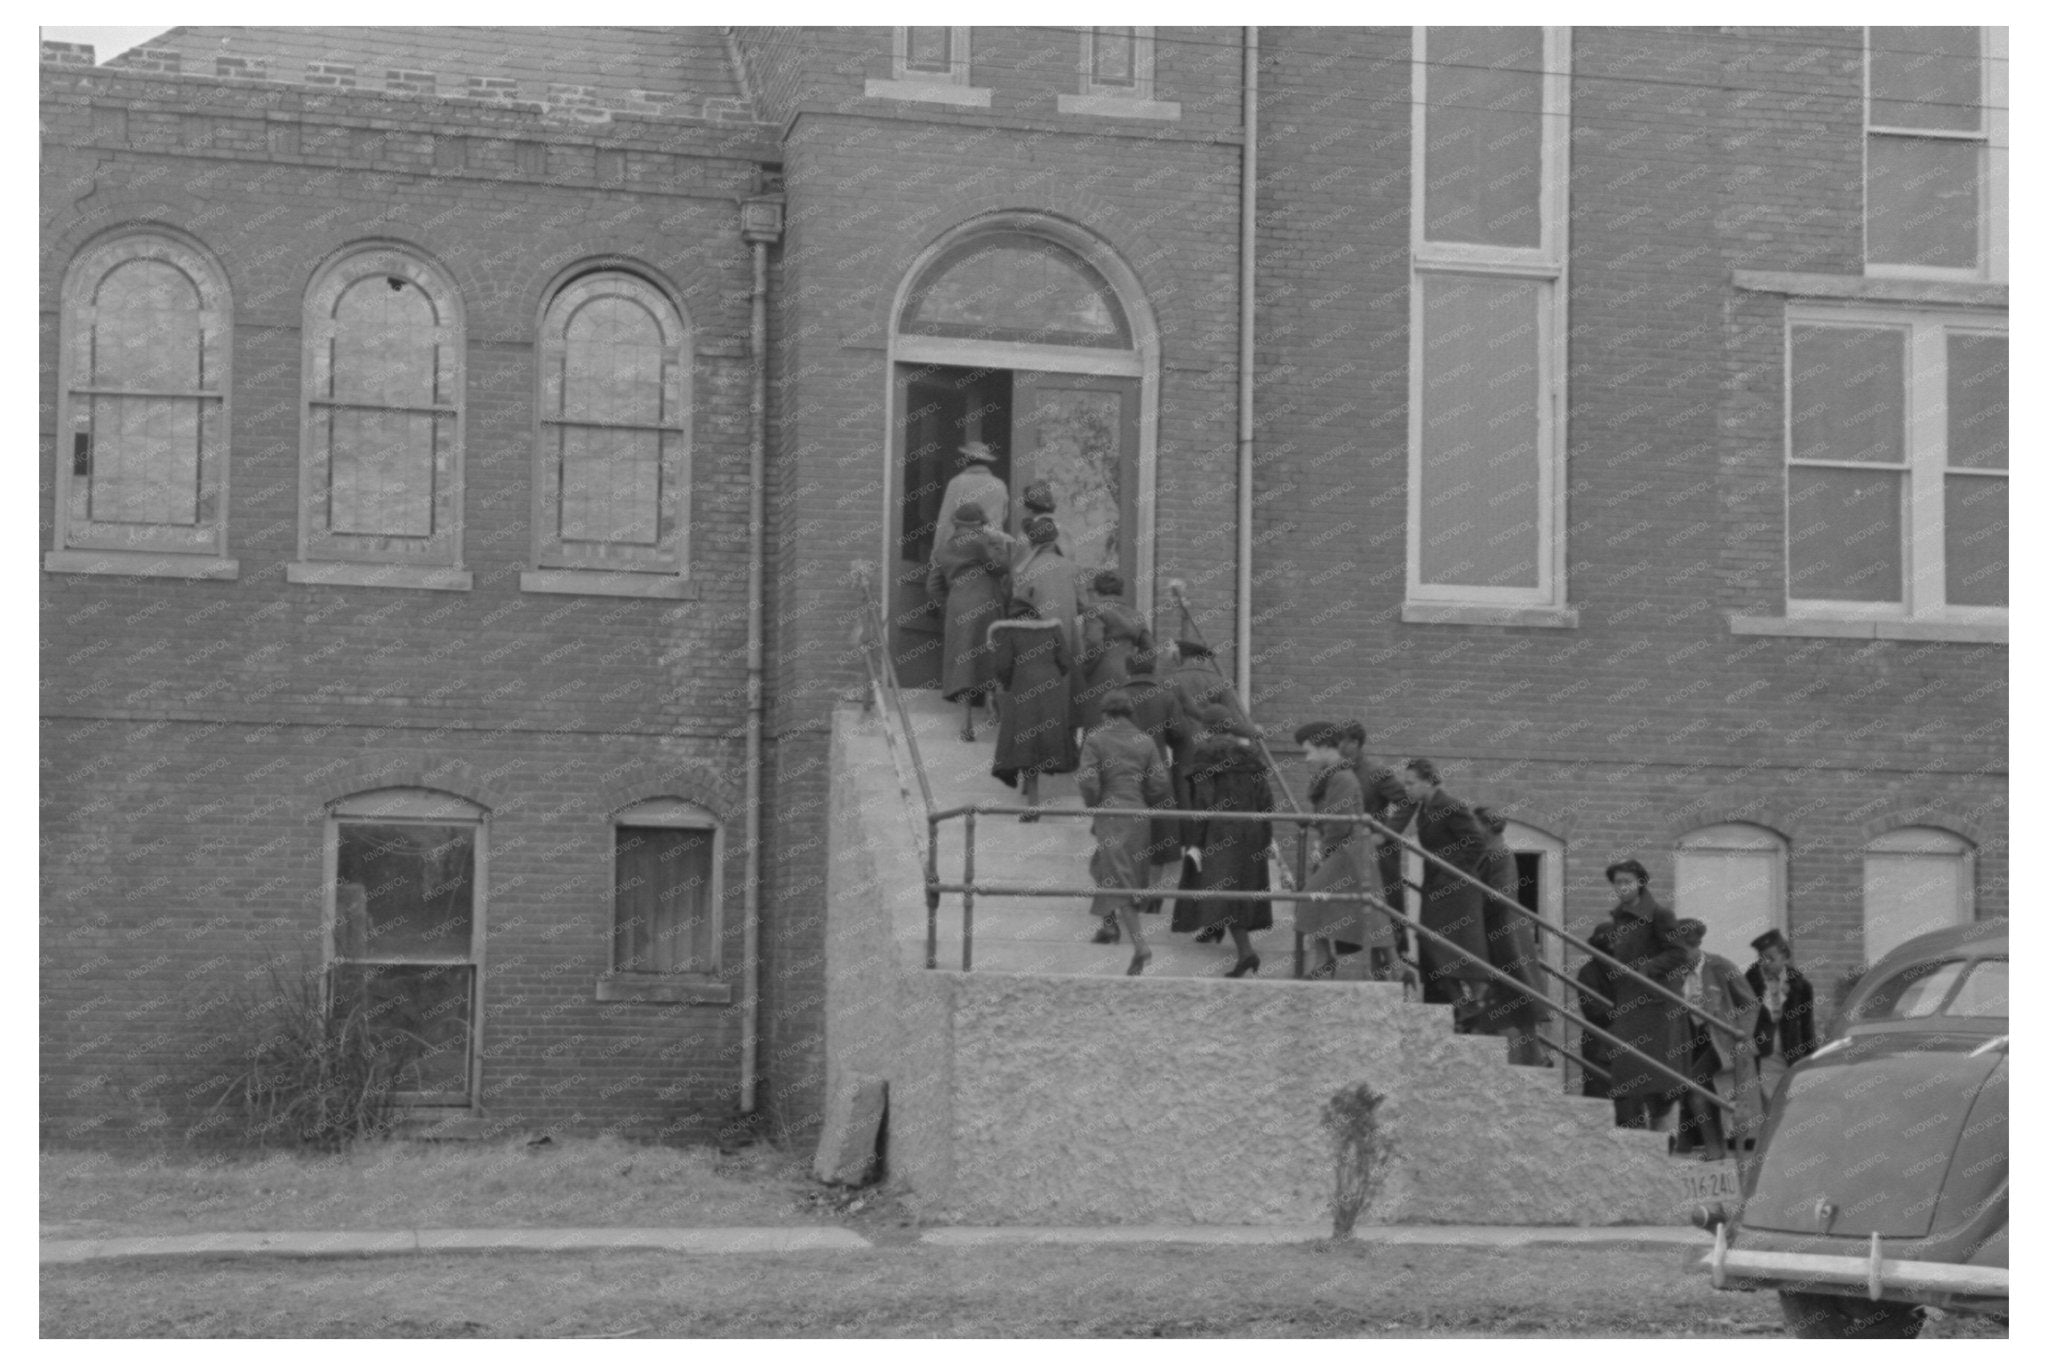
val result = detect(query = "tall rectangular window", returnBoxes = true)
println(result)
[1408,27,1569,615]
[1785,309,2006,619]
[893,26,970,85]
[609,799,721,977]
[1866,27,2007,281]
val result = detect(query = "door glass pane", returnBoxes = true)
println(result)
[88,396,201,525]
[1862,852,1966,964]
[1789,325,1906,464]
[1868,135,1980,270]
[1014,382,1124,578]
[1946,333,2007,469]
[1424,27,1544,248]
[1788,466,1903,602]
[333,822,475,960]
[1674,848,1779,960]
[1869,26,1981,132]
[1417,273,1542,589]
[1943,473,2006,606]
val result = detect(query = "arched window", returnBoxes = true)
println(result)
[609,798,721,976]
[1674,823,1788,959]
[899,231,1131,349]
[326,788,486,1104]
[1862,826,1975,964]
[529,270,692,591]
[296,246,466,587]
[49,231,233,574]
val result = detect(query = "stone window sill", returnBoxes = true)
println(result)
[287,561,473,591]
[1732,270,2008,309]
[1401,602,1580,629]
[1057,93,1181,120]
[521,569,698,600]
[44,549,239,580]
[1728,614,2005,645]
[595,974,731,1005]
[863,78,991,108]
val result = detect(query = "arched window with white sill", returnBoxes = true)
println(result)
[1862,826,1975,964]
[1673,823,1788,959]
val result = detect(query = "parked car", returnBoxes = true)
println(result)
[1702,919,2007,1338]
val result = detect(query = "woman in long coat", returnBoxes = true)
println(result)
[1172,733,1273,976]
[1601,858,1692,1129]
[924,502,1011,740]
[988,600,1077,818]
[1010,515,1086,720]
[1074,570,1153,733]
[1290,721,1382,981]
[1076,692,1173,973]
[1399,760,1494,1023]
[1473,806,1548,1065]
[1575,922,1620,1104]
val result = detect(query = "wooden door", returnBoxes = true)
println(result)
[1009,370,1139,591]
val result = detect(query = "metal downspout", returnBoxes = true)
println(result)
[1235,27,1258,703]
[739,201,779,1115]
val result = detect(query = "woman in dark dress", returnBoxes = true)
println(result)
[1171,733,1274,976]
[924,502,1011,740]
[1601,858,1691,1131]
[987,599,1078,819]
[1075,570,1153,734]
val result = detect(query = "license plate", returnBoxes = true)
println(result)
[1679,1160,1744,1205]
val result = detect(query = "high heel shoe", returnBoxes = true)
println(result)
[1091,920,1121,945]
[1126,948,1152,976]
[1225,953,1260,978]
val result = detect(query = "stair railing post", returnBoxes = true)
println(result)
[1293,824,1309,979]
[962,808,976,972]
[926,812,941,971]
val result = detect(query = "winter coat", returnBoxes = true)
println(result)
[1744,962,1817,1066]
[1691,951,1763,1142]
[988,617,1077,784]
[1112,675,1193,866]
[924,528,1010,700]
[1172,736,1273,934]
[1075,600,1153,732]
[1011,544,1086,694]
[1575,951,1617,1099]
[1604,892,1692,1102]
[1077,717,1173,918]
[1361,763,1415,921]
[1293,761,1384,950]
[1476,831,1547,1031]
[935,467,1009,541]
[1410,787,1492,987]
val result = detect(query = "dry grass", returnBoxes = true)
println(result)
[41,1138,820,1239]
[36,1241,2009,1338]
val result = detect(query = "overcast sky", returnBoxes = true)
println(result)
[39,27,171,62]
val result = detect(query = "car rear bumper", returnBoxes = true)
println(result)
[1701,1224,2008,1307]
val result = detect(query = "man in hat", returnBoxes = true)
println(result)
[1744,927,1815,1114]
[935,441,1009,544]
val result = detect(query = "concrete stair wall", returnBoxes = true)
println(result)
[825,694,1684,1225]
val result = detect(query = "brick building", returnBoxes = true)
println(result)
[41,27,2006,1147]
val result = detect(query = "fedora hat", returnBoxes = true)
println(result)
[958,441,998,464]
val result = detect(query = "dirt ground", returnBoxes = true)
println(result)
[37,1241,2007,1338]
[40,1138,821,1239]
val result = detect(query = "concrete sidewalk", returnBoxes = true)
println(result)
[42,1223,1708,1265]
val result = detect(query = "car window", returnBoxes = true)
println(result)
[1853,958,1967,1021]
[1945,958,2007,1018]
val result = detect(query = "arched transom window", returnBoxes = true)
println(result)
[900,232,1131,349]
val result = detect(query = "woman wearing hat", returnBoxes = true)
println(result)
[1011,513,1086,725]
[1290,720,1379,981]
[925,501,1012,741]
[935,440,1009,538]
[1171,728,1275,976]
[1075,570,1153,734]
[1076,691,1173,973]
[988,597,1078,818]
[1601,857,1691,1133]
